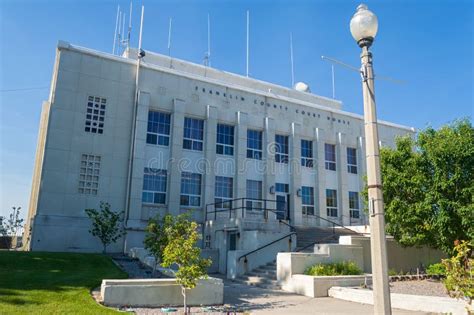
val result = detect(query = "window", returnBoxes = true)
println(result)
[326,189,338,217]
[84,96,106,134]
[302,186,315,215]
[325,143,336,171]
[183,117,204,151]
[215,176,233,209]
[216,124,234,156]
[347,147,358,174]
[275,183,289,193]
[275,135,289,164]
[180,172,202,206]
[301,139,314,168]
[246,180,262,210]
[142,168,167,204]
[78,154,100,194]
[349,191,360,219]
[247,129,263,160]
[146,111,171,146]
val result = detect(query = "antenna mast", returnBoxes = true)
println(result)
[127,1,132,50]
[113,5,120,54]
[331,64,335,98]
[290,32,295,87]
[246,10,249,77]
[168,18,172,56]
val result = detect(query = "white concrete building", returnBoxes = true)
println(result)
[25,41,414,267]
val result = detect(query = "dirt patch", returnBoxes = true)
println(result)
[389,279,449,297]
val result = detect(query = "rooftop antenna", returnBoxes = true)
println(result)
[331,64,335,98]
[204,13,211,66]
[127,1,132,50]
[121,10,126,50]
[290,32,295,87]
[113,5,120,54]
[168,17,172,56]
[246,10,250,77]
[117,10,122,54]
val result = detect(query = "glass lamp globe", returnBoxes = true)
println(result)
[350,4,378,47]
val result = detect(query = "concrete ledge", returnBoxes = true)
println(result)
[328,286,471,315]
[101,277,224,307]
[281,274,371,297]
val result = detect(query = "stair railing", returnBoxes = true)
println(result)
[238,232,297,264]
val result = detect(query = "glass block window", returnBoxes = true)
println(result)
[142,168,167,204]
[326,189,338,217]
[349,191,360,219]
[347,147,358,174]
[275,183,289,193]
[325,143,336,171]
[215,176,233,209]
[216,124,234,156]
[183,117,204,151]
[180,172,202,206]
[146,111,171,146]
[247,129,263,160]
[275,135,289,164]
[85,96,106,134]
[246,180,262,210]
[301,139,314,168]
[302,186,315,215]
[78,154,100,194]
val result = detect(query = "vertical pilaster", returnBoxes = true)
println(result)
[235,111,248,200]
[203,105,218,210]
[264,117,275,202]
[337,132,350,226]
[315,128,328,226]
[289,122,302,225]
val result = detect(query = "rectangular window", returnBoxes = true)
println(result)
[349,191,360,219]
[146,111,171,146]
[247,129,263,160]
[275,183,289,193]
[84,96,106,134]
[215,176,233,209]
[302,186,315,215]
[78,154,100,195]
[275,134,289,164]
[142,168,167,204]
[183,117,204,151]
[325,143,336,171]
[246,180,262,210]
[180,172,202,206]
[347,147,358,174]
[301,139,314,168]
[326,189,338,217]
[216,124,234,156]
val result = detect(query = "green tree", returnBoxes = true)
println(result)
[367,119,474,254]
[85,202,126,253]
[145,213,211,313]
[1,207,23,237]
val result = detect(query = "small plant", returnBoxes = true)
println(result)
[85,202,126,254]
[388,269,398,276]
[442,240,473,303]
[304,261,363,276]
[426,263,446,276]
[1,206,23,237]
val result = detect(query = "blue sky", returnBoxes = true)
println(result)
[0,0,472,220]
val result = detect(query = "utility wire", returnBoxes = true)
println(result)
[0,86,49,92]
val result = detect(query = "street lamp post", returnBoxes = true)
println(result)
[350,4,392,314]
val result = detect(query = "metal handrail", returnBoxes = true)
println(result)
[238,232,297,263]
[278,219,297,232]
[205,197,288,221]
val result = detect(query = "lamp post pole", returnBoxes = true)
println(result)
[350,4,391,314]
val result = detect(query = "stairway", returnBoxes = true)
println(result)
[295,226,358,251]
[233,260,280,290]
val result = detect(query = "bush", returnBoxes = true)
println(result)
[426,263,446,276]
[442,240,473,302]
[304,261,363,276]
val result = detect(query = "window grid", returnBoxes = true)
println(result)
[180,172,202,206]
[247,129,263,160]
[301,139,314,168]
[183,117,204,151]
[275,183,289,193]
[215,176,234,209]
[326,189,338,217]
[246,180,262,210]
[347,147,358,174]
[142,168,167,204]
[275,135,289,164]
[78,154,100,194]
[146,111,171,146]
[302,186,315,215]
[325,143,336,171]
[85,96,106,134]
[349,191,360,219]
[216,124,235,156]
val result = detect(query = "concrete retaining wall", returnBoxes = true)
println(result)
[101,278,224,307]
[282,274,371,297]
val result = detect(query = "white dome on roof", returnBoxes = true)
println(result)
[294,81,311,93]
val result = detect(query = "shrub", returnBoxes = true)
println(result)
[304,261,363,276]
[442,240,473,302]
[426,263,446,276]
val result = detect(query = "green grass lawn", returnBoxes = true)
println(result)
[0,251,128,314]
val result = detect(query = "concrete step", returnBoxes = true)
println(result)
[233,278,281,290]
[248,269,276,277]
